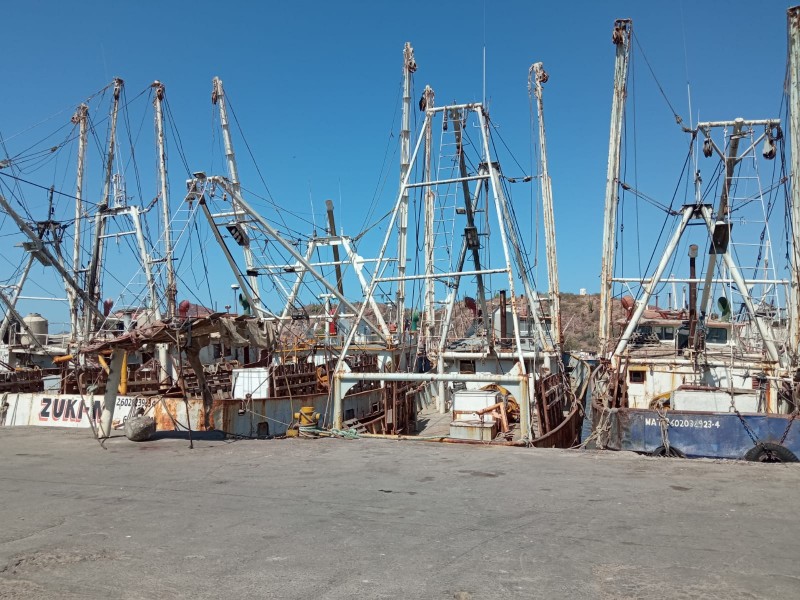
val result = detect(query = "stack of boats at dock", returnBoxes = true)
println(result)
[0,47,580,448]
[3,8,800,462]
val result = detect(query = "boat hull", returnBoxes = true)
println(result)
[594,406,800,460]
[0,388,384,438]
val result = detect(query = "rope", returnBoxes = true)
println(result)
[656,407,671,454]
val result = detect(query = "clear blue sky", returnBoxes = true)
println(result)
[0,0,794,326]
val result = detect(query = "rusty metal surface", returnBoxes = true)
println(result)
[82,314,273,353]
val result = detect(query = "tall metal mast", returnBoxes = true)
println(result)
[325,199,345,296]
[451,109,490,331]
[85,77,123,336]
[396,42,416,330]
[211,77,260,305]
[153,81,176,320]
[787,5,800,354]
[422,85,435,351]
[599,19,632,356]
[696,119,743,321]
[70,103,88,342]
[0,255,34,342]
[531,62,561,348]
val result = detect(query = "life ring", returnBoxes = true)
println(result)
[743,442,798,463]
[649,445,685,458]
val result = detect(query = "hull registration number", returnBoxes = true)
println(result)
[644,417,720,429]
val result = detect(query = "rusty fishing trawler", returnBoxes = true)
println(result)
[1,43,585,447]
[588,10,800,462]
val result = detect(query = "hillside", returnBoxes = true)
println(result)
[559,292,601,353]
[280,292,605,354]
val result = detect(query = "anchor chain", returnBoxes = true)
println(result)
[779,410,799,446]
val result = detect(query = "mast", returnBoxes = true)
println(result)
[0,255,34,342]
[211,77,260,305]
[70,104,88,342]
[599,19,632,356]
[788,5,800,354]
[531,62,562,348]
[129,206,162,322]
[452,109,490,334]
[396,43,416,330]
[152,81,176,320]
[422,85,435,353]
[85,77,123,336]
[325,200,344,296]
[696,119,743,321]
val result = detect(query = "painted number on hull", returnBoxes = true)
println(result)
[644,417,720,429]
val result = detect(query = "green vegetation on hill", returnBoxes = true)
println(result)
[560,292,600,353]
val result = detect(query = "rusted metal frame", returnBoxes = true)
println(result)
[538,378,552,433]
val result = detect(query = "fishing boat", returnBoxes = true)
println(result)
[0,74,414,439]
[329,57,584,447]
[1,41,585,447]
[589,12,800,462]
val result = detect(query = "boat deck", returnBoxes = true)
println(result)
[415,404,521,441]
[415,405,453,437]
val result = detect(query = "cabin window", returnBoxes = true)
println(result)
[706,327,729,344]
[655,326,675,341]
[460,360,476,374]
[629,370,647,384]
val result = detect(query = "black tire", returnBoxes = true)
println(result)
[743,442,798,463]
[650,445,685,458]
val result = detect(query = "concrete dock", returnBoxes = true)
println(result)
[0,426,797,599]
